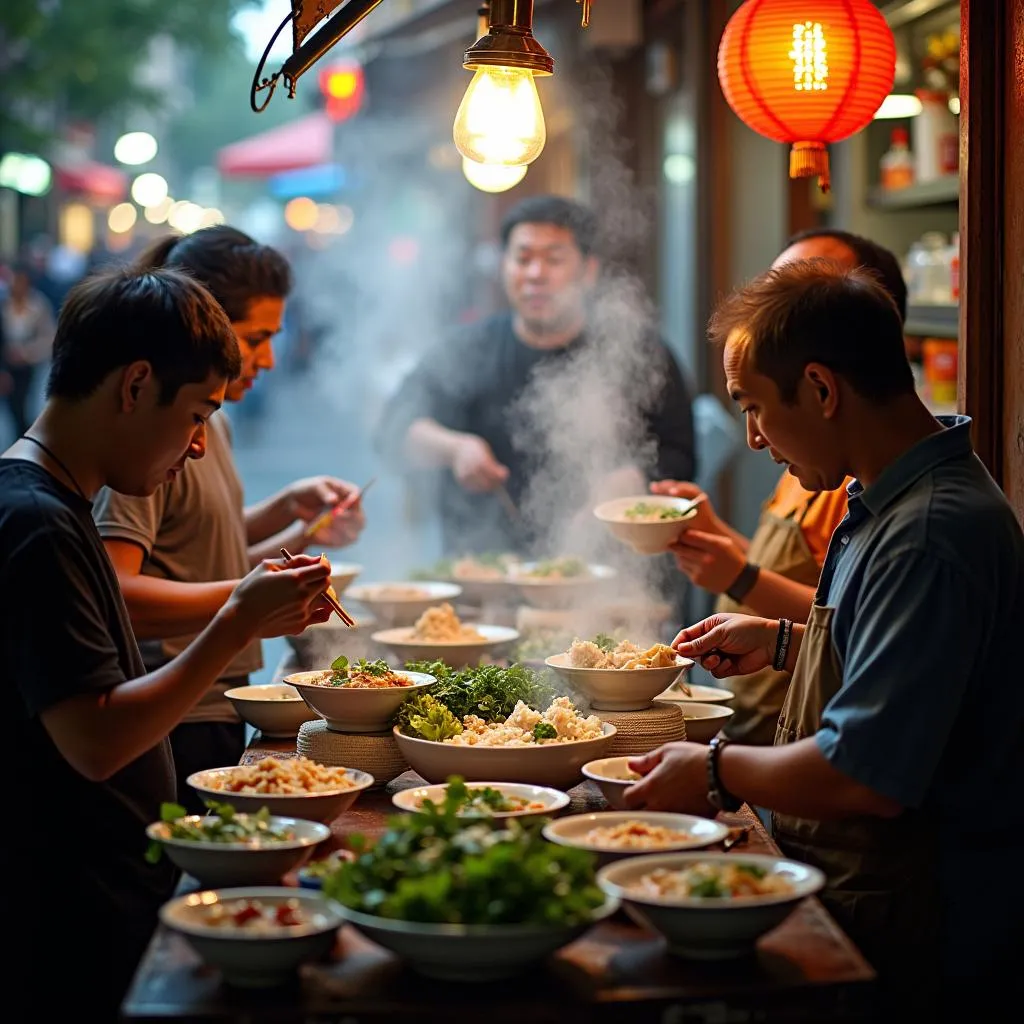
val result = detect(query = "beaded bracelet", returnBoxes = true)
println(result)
[773,618,793,671]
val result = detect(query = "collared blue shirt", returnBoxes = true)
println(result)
[812,415,1024,980]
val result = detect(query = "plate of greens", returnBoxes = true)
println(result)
[145,801,330,887]
[391,775,570,821]
[321,790,618,979]
[391,661,615,789]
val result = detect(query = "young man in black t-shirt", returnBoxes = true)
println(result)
[378,195,696,557]
[1,270,335,1018]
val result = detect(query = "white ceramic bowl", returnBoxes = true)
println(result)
[224,684,319,738]
[146,814,330,887]
[511,563,617,610]
[337,896,619,981]
[328,563,362,595]
[371,624,519,669]
[542,811,730,864]
[391,781,570,821]
[680,702,735,743]
[597,852,826,960]
[186,766,375,824]
[159,886,344,987]
[393,723,617,790]
[348,581,463,628]
[655,682,736,705]
[593,495,701,555]
[582,755,648,810]
[282,669,436,733]
[544,653,694,711]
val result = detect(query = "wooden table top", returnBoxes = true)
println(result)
[122,733,874,1022]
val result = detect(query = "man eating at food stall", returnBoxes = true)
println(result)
[624,259,1024,1013]
[92,226,365,812]
[651,229,908,746]
[376,194,696,556]
[2,268,336,1017]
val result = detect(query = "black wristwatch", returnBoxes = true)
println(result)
[725,561,760,603]
[706,735,743,812]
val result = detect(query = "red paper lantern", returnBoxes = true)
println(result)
[717,0,896,191]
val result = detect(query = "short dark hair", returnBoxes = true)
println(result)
[47,268,241,404]
[132,225,292,322]
[499,195,598,256]
[784,228,908,323]
[709,259,916,405]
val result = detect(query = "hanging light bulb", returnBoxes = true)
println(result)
[462,155,527,193]
[453,0,553,167]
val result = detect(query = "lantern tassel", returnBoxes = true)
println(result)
[790,141,830,193]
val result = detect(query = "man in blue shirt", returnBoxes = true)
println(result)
[624,258,1024,1014]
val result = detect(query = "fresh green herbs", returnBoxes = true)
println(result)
[591,633,618,653]
[328,656,393,686]
[145,801,295,863]
[532,722,558,741]
[393,662,561,741]
[623,501,687,521]
[321,791,604,925]
[398,692,463,742]
[418,777,532,816]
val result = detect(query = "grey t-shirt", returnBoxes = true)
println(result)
[93,413,261,724]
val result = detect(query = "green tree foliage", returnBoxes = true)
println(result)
[0,0,249,146]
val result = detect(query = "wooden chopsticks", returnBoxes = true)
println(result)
[280,546,357,627]
[304,477,376,540]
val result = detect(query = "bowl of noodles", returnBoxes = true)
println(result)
[545,636,694,711]
[371,603,518,669]
[511,559,617,610]
[347,581,463,628]
[597,852,825,960]
[593,496,701,555]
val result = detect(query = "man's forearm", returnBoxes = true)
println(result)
[248,520,311,567]
[116,574,238,638]
[42,605,254,782]
[740,572,816,623]
[717,737,902,820]
[244,491,294,545]
[404,418,466,470]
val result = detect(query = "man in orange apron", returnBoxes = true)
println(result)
[654,229,907,745]
[626,260,1024,1012]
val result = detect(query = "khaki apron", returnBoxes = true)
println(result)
[715,493,823,745]
[772,603,940,1010]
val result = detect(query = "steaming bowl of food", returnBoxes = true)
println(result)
[511,559,617,609]
[347,581,463,628]
[594,496,701,554]
[545,637,694,711]
[394,707,617,791]
[391,779,570,821]
[372,603,518,668]
[224,684,320,738]
[410,554,521,607]
[284,659,436,733]
[596,852,825,959]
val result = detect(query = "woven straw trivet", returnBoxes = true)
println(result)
[297,720,408,788]
[597,701,686,756]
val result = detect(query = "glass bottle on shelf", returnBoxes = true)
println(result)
[906,231,951,306]
[880,127,915,190]
[912,89,959,183]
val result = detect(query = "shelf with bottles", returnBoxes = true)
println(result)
[903,228,960,337]
[869,3,960,203]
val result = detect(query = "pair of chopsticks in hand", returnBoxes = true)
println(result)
[279,547,357,628]
[304,477,376,541]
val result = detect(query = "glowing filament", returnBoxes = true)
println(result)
[790,21,828,92]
